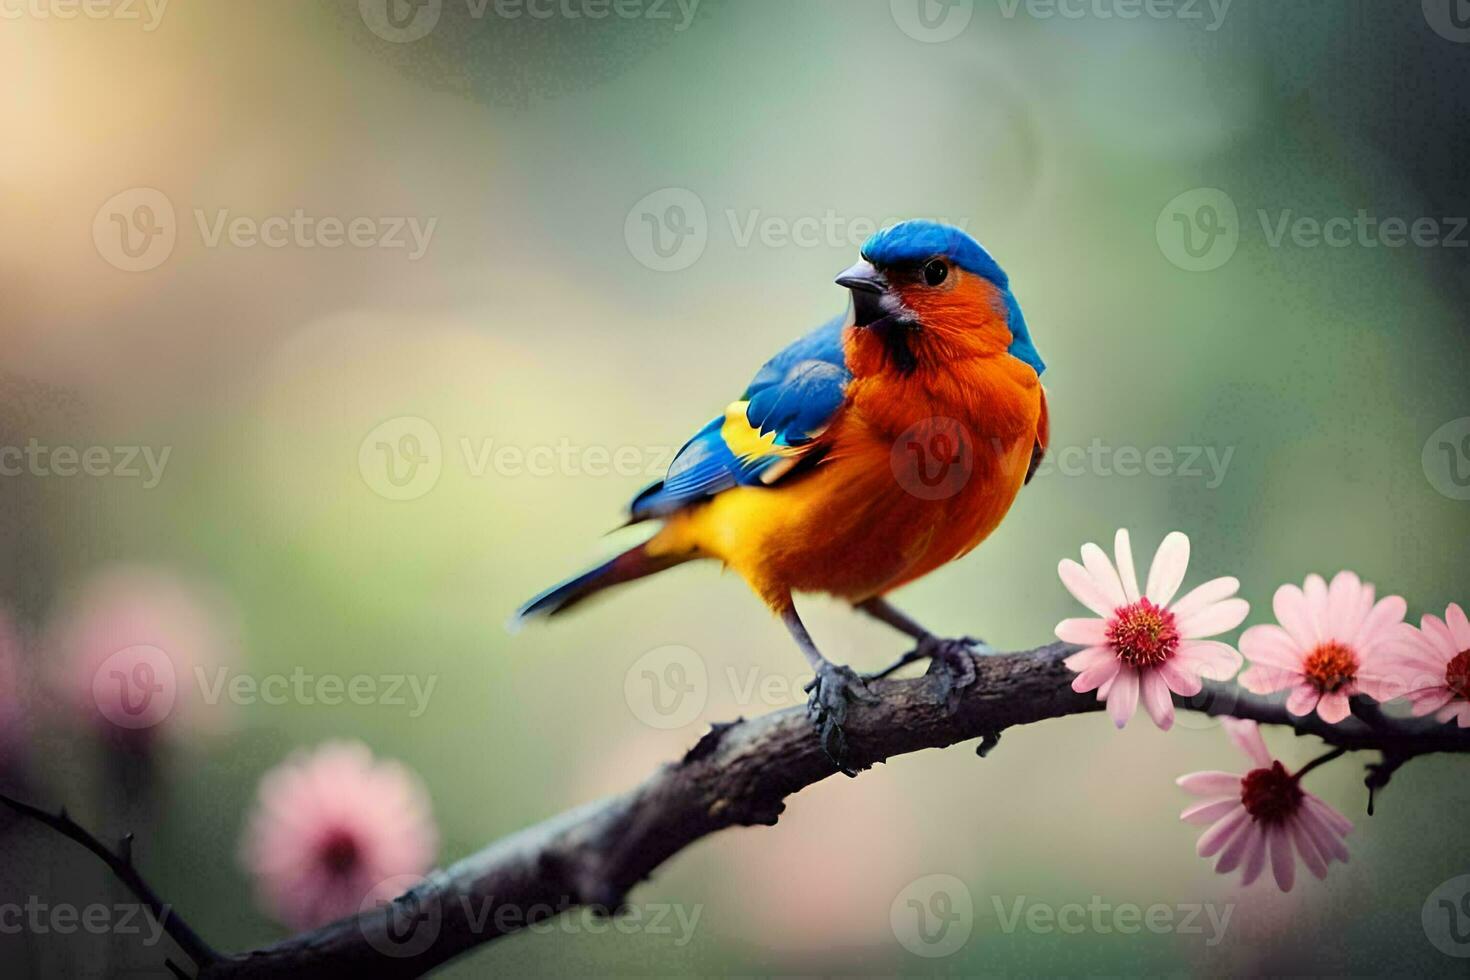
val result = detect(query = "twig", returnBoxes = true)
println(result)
[0,793,220,971]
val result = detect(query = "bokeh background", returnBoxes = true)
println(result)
[2,0,1469,975]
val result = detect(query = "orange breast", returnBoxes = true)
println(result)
[668,352,1043,606]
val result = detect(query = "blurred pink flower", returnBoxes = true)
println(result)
[1238,572,1405,724]
[1360,603,1470,727]
[0,610,28,767]
[1177,719,1351,892]
[241,741,438,931]
[47,564,239,743]
[1057,530,1248,730]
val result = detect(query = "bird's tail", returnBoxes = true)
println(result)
[511,540,690,628]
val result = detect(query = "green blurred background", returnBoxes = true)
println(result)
[2,0,1468,975]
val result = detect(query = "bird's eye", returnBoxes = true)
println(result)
[923,259,948,286]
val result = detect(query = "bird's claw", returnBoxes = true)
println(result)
[804,663,879,776]
[917,635,987,713]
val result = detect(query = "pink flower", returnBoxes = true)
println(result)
[47,564,239,743]
[1360,603,1470,727]
[240,741,438,930]
[1238,572,1405,724]
[1177,719,1352,892]
[1056,530,1249,730]
[0,610,28,768]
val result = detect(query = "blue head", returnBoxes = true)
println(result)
[836,220,1045,376]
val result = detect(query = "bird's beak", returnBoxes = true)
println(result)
[836,259,892,327]
[835,260,886,294]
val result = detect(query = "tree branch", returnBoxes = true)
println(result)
[181,641,1469,979]
[0,793,221,970]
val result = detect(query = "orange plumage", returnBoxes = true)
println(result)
[646,270,1046,611]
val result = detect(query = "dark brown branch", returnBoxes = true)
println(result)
[179,641,1468,979]
[0,793,221,970]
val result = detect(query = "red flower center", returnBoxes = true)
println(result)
[1106,598,1180,668]
[1301,641,1358,694]
[1240,761,1304,825]
[317,829,361,877]
[1447,650,1470,701]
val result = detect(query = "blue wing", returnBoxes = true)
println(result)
[628,313,850,522]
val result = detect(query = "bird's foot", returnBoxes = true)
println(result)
[803,663,879,777]
[918,635,988,713]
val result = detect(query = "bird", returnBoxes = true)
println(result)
[514,220,1049,774]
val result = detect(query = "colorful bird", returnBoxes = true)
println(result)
[516,220,1049,773]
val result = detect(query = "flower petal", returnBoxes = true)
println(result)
[1144,532,1190,607]
[1240,663,1300,695]
[1114,529,1141,603]
[1176,770,1244,796]
[1081,543,1127,611]
[1273,582,1318,650]
[1356,594,1407,652]
[1158,659,1204,697]
[1179,598,1251,640]
[1324,571,1366,643]
[1140,669,1175,730]
[1107,666,1139,728]
[1214,819,1257,873]
[1303,574,1329,641]
[1436,701,1470,727]
[1059,558,1118,618]
[1240,825,1270,886]
[1222,717,1272,768]
[1198,806,1249,858]
[1289,816,1329,880]
[1169,576,1240,624]
[1181,797,1241,825]
[1316,690,1352,724]
[1446,603,1470,650]
[1065,644,1116,671]
[1406,687,1455,716]
[1286,684,1321,717]
[1072,658,1122,694]
[1239,624,1305,669]
[1269,824,1296,892]
[1056,618,1109,646]
[1303,794,1353,836]
[1174,640,1243,681]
